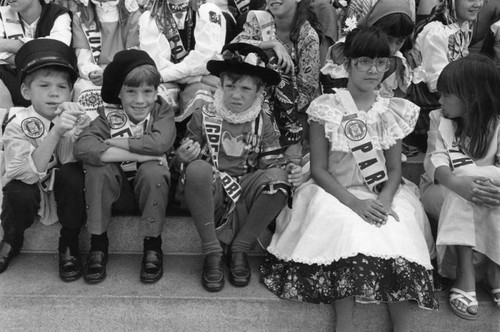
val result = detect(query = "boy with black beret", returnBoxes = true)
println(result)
[0,39,89,282]
[174,43,303,292]
[74,49,176,284]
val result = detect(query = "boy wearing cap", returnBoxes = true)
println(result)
[0,39,89,281]
[174,43,303,292]
[74,49,176,284]
[0,0,72,110]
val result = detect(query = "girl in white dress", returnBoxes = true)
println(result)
[260,27,438,332]
[420,54,500,320]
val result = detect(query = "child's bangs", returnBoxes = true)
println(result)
[373,13,414,38]
[123,65,161,88]
[344,28,391,59]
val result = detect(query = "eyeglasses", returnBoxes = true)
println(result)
[352,57,390,73]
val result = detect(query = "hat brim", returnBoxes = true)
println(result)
[207,60,281,86]
[23,57,78,84]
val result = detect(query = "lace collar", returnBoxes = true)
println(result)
[212,89,262,124]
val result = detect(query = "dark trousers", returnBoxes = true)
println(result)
[1,162,86,251]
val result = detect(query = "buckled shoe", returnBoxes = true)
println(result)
[140,249,164,283]
[59,247,83,282]
[84,251,108,284]
[202,252,225,292]
[228,251,251,287]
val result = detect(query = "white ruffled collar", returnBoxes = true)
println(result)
[212,89,262,124]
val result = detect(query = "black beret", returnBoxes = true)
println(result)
[207,43,281,86]
[15,39,78,84]
[101,49,157,104]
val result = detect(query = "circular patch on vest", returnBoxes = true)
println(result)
[21,117,45,139]
[202,104,217,117]
[344,119,367,141]
[107,111,127,129]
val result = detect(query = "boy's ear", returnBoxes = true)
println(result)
[20,83,32,101]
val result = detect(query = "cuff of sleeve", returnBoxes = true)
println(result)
[28,146,48,180]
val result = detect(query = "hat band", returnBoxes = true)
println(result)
[23,56,73,73]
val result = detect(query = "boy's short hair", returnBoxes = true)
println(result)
[23,66,73,88]
[220,72,265,91]
[123,65,161,88]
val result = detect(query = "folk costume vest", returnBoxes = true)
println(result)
[0,4,69,40]
[336,89,389,193]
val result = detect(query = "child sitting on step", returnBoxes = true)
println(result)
[420,54,500,320]
[173,43,303,292]
[74,49,176,284]
[0,39,89,282]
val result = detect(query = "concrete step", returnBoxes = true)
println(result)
[0,253,498,332]
[0,215,271,255]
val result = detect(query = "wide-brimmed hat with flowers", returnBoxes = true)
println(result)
[207,43,281,86]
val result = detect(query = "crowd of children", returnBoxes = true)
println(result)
[0,0,500,330]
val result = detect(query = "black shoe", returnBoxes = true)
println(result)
[0,241,18,274]
[140,250,164,283]
[202,252,224,292]
[228,251,251,287]
[59,247,83,282]
[84,251,107,284]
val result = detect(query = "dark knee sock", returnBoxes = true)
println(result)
[232,192,286,253]
[185,169,222,255]
[90,232,109,254]
[144,235,162,252]
[58,227,80,254]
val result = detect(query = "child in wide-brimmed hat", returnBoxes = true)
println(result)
[74,49,176,284]
[173,43,303,292]
[0,39,89,282]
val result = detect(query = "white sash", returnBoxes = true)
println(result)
[438,117,476,171]
[77,12,102,64]
[104,104,150,178]
[0,7,24,40]
[337,90,388,192]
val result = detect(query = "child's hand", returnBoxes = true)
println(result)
[471,178,500,207]
[351,198,388,227]
[177,138,200,164]
[451,176,489,202]
[377,197,400,222]
[286,163,303,187]
[272,41,294,74]
[52,102,86,136]
[89,70,103,86]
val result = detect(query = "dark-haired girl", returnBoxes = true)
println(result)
[321,0,417,98]
[420,54,500,320]
[261,27,437,332]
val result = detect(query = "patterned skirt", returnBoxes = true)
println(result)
[260,253,439,310]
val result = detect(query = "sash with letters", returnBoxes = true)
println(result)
[232,0,251,15]
[337,90,388,193]
[161,3,190,64]
[104,104,150,179]
[438,117,476,171]
[0,7,24,40]
[77,12,102,64]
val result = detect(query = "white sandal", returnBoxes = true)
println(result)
[491,288,500,309]
[449,287,478,320]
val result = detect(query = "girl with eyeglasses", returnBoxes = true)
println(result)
[260,27,437,332]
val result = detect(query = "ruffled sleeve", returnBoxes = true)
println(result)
[306,91,419,152]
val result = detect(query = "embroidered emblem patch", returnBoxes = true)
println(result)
[107,111,127,129]
[344,119,367,141]
[77,89,103,112]
[21,117,44,139]
[209,11,222,26]
[202,104,217,117]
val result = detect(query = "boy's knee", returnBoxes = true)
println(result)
[136,161,170,186]
[263,168,288,182]
[57,162,85,187]
[185,159,212,180]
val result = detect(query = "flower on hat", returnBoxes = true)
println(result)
[344,16,358,33]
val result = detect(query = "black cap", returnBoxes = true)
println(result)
[15,39,78,84]
[101,49,157,104]
[207,43,281,86]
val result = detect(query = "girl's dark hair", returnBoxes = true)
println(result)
[372,13,414,38]
[291,0,323,43]
[437,54,500,159]
[344,27,391,59]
